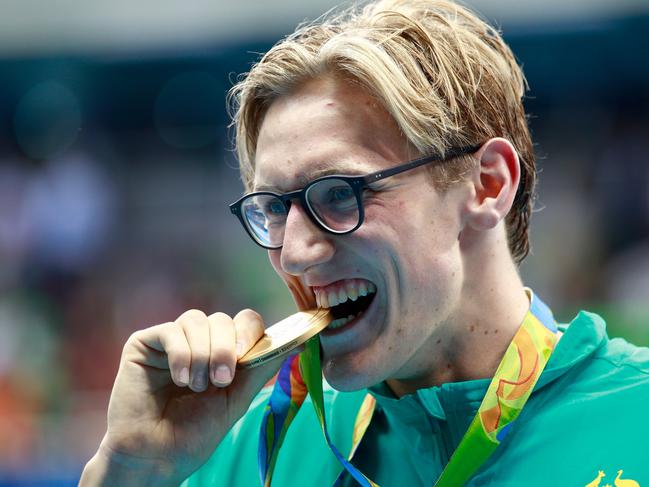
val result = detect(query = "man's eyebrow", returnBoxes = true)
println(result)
[254,164,367,192]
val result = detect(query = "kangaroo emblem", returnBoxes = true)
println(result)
[586,471,606,487]
[586,470,641,487]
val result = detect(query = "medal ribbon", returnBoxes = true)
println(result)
[258,291,558,487]
[257,352,307,487]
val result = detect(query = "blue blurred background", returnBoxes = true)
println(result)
[0,0,648,485]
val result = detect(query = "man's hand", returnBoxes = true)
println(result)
[80,308,284,486]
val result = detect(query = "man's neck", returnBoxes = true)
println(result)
[385,231,531,397]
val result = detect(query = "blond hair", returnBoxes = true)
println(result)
[229,0,535,263]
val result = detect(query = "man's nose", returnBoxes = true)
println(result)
[280,202,334,276]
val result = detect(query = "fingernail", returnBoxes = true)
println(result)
[179,367,190,385]
[213,365,232,385]
[193,375,206,390]
[236,342,243,357]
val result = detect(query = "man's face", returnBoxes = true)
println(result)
[254,76,469,391]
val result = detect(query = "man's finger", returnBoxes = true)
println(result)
[208,312,237,387]
[157,321,192,387]
[233,308,266,359]
[178,309,212,392]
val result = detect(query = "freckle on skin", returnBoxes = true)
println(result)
[494,329,499,334]
[484,330,489,335]
[470,325,475,332]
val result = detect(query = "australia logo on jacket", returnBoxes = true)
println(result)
[584,469,640,487]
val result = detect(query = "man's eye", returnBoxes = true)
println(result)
[328,187,354,202]
[266,200,286,215]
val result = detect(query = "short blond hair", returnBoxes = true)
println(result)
[229,0,535,263]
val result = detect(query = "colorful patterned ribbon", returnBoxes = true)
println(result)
[433,292,558,486]
[257,351,306,487]
[258,291,558,487]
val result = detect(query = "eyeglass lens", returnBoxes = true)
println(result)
[241,178,361,247]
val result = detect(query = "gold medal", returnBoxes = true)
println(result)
[237,309,332,369]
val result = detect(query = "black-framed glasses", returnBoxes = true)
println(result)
[229,143,482,249]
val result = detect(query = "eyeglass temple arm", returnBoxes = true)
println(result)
[361,143,482,185]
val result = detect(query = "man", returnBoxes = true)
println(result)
[80,0,649,485]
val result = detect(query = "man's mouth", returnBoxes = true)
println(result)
[313,279,377,330]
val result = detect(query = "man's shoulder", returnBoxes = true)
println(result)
[595,332,649,375]
[570,310,649,384]
[481,311,649,485]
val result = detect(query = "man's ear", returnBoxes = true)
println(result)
[463,137,521,231]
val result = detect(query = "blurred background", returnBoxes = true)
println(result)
[0,0,648,485]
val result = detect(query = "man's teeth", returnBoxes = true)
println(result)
[314,279,376,309]
[328,314,357,329]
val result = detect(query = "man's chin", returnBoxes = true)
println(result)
[322,358,384,392]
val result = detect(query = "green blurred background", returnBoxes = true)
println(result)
[0,0,648,485]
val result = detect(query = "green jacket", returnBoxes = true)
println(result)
[183,311,649,486]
